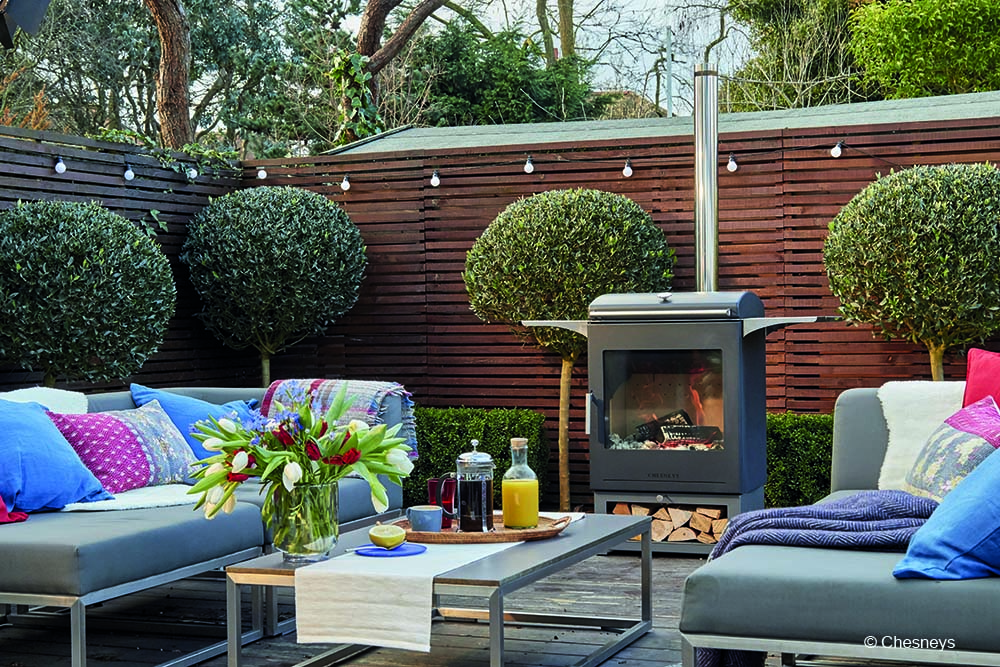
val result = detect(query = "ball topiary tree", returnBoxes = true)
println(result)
[824,163,1000,381]
[0,200,176,387]
[463,188,675,510]
[182,186,367,386]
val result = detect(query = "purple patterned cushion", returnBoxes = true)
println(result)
[901,395,1000,502]
[47,400,197,493]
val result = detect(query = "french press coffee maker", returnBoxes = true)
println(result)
[435,439,495,532]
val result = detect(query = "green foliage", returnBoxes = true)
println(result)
[849,0,1000,99]
[824,164,1000,375]
[463,189,674,359]
[0,200,175,386]
[88,128,239,181]
[12,0,286,149]
[327,50,385,145]
[181,186,366,365]
[724,0,868,111]
[402,21,604,126]
[404,405,549,509]
[765,412,833,508]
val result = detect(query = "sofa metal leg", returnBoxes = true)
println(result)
[681,637,695,667]
[70,600,87,667]
[781,653,796,666]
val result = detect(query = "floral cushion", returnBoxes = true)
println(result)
[901,396,1000,502]
[48,400,197,493]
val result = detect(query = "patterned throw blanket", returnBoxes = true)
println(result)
[696,490,938,667]
[261,379,418,459]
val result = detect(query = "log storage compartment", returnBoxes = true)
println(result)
[583,292,819,554]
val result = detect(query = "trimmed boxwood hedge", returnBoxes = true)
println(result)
[765,412,834,508]
[406,406,549,509]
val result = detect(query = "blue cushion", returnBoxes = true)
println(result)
[895,445,1000,579]
[130,384,255,461]
[0,399,112,512]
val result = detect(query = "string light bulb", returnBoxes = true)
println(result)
[186,167,199,180]
[831,141,844,158]
[430,170,441,187]
[54,157,67,174]
[340,174,351,191]
[523,156,535,174]
[726,154,738,173]
[622,159,633,178]
[123,164,135,181]
[256,168,267,179]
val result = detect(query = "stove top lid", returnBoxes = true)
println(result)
[588,291,765,320]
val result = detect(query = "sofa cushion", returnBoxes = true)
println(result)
[681,544,1000,652]
[0,386,87,413]
[130,383,256,460]
[0,399,111,512]
[963,347,1000,407]
[901,396,1000,502]
[48,400,197,493]
[895,444,1000,579]
[0,503,263,596]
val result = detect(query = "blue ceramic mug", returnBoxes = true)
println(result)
[406,504,444,532]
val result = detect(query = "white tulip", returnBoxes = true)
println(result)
[203,437,226,451]
[217,418,238,434]
[232,450,249,472]
[371,492,388,514]
[206,462,225,476]
[207,486,224,504]
[386,447,414,475]
[204,501,217,519]
[347,419,369,433]
[282,461,303,491]
[222,494,237,514]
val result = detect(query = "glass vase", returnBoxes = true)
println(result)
[271,481,339,563]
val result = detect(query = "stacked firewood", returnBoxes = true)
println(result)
[614,502,728,544]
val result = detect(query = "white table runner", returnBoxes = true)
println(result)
[294,541,518,651]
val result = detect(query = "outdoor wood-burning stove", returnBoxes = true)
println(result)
[585,291,825,553]
[530,291,823,554]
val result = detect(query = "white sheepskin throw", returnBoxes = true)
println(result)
[0,386,88,414]
[877,380,965,489]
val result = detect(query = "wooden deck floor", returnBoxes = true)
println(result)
[1,550,700,667]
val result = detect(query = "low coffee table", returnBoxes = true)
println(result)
[225,513,652,667]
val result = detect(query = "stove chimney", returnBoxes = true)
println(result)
[694,63,719,292]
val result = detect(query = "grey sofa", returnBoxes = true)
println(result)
[0,386,404,667]
[680,386,1000,666]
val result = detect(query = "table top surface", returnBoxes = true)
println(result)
[228,513,650,587]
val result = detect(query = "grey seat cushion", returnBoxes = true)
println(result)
[0,503,262,597]
[680,544,1000,652]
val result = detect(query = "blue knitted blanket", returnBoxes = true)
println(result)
[696,490,938,667]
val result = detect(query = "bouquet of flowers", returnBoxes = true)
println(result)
[187,383,413,551]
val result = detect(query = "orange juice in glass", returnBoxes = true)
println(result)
[502,437,538,529]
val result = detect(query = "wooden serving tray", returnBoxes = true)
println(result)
[395,513,572,543]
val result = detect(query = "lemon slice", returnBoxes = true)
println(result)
[368,523,407,549]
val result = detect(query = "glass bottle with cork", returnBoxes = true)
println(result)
[502,437,539,529]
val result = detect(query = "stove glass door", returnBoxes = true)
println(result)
[602,349,724,451]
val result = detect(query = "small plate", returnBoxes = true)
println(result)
[353,542,427,557]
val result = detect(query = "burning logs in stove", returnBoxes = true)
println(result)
[615,502,728,544]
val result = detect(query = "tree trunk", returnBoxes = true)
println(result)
[143,0,193,148]
[556,0,575,59]
[927,343,946,381]
[43,371,56,388]
[358,0,447,77]
[536,0,557,66]
[558,354,577,511]
[261,351,271,388]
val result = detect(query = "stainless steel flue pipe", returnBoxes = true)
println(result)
[693,63,719,292]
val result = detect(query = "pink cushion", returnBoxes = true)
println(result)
[963,348,1000,407]
[48,400,196,494]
